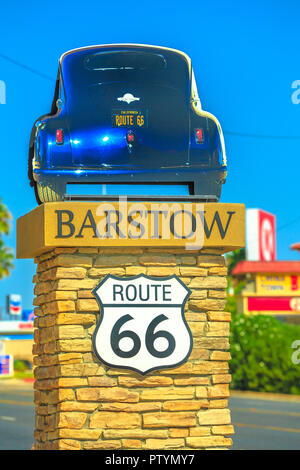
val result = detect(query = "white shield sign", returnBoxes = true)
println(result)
[92,274,193,375]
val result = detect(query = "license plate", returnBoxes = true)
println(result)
[112,109,148,128]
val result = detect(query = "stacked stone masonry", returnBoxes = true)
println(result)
[32,246,234,450]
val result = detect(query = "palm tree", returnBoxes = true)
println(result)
[0,200,14,279]
[225,248,246,315]
[225,247,246,275]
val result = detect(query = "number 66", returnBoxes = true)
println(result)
[111,314,175,359]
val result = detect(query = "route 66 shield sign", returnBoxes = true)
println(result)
[92,274,193,375]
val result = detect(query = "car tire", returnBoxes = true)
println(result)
[37,183,62,203]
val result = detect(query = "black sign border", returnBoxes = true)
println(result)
[92,273,193,376]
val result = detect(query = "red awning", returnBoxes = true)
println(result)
[232,260,300,276]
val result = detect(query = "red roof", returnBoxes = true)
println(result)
[232,260,300,276]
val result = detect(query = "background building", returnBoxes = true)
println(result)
[232,208,300,323]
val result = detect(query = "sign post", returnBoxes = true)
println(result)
[6,294,22,317]
[0,340,5,355]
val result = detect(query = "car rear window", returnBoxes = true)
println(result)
[62,48,190,98]
[84,51,167,71]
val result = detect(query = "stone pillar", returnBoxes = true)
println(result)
[17,201,244,450]
[32,246,233,450]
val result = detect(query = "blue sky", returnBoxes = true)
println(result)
[0,0,299,310]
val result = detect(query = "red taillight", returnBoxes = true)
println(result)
[126,131,135,144]
[56,129,64,145]
[195,128,204,144]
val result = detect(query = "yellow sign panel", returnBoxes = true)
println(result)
[256,274,300,295]
[16,201,245,259]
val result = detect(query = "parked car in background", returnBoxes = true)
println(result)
[28,44,227,203]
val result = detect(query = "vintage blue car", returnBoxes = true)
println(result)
[29,44,227,203]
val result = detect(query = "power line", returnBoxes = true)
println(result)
[1,51,300,140]
[0,53,55,82]
[278,216,300,232]
[224,130,300,140]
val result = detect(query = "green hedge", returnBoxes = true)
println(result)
[229,312,300,394]
[14,359,28,372]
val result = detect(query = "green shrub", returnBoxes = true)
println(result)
[229,312,300,394]
[14,359,27,372]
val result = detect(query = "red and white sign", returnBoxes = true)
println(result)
[258,210,276,261]
[0,355,13,377]
[246,209,276,261]
[248,296,300,312]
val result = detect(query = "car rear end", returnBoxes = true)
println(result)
[32,44,227,201]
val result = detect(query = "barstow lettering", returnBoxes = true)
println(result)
[54,209,235,240]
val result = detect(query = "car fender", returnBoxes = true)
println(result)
[28,113,52,185]
[190,100,226,167]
